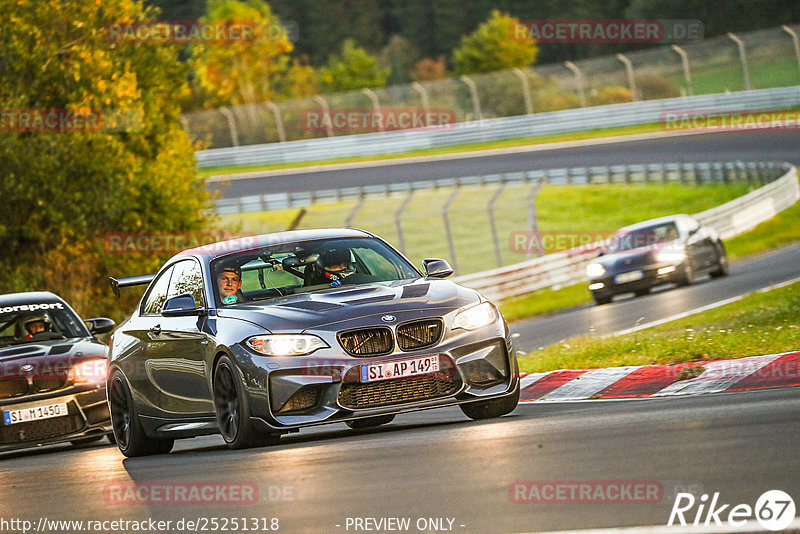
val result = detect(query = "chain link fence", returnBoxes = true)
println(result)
[184,25,800,150]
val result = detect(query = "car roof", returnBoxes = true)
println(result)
[617,214,690,233]
[175,228,375,261]
[0,291,64,306]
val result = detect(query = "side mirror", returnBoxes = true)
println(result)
[422,258,453,278]
[85,317,115,335]
[597,250,605,257]
[162,294,205,317]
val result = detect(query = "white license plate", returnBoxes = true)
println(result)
[360,355,439,383]
[3,402,69,425]
[615,270,644,284]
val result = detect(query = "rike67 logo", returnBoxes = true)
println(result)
[668,490,796,531]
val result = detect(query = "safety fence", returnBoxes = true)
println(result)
[451,162,798,301]
[188,24,800,164]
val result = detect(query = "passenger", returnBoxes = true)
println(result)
[217,264,243,304]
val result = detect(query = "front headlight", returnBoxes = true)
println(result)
[586,263,605,277]
[71,359,108,383]
[453,302,497,331]
[246,334,328,356]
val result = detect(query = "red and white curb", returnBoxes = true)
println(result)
[519,351,800,402]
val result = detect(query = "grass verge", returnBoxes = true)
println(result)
[516,280,800,373]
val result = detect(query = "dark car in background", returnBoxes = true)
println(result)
[0,292,115,452]
[108,228,519,457]
[585,214,728,305]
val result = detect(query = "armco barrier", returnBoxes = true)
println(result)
[451,163,798,302]
[196,87,800,169]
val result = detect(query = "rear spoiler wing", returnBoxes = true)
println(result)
[109,274,155,298]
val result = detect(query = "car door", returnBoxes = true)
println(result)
[147,259,215,417]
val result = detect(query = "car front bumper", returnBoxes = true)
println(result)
[0,385,111,452]
[588,263,686,297]
[230,326,519,432]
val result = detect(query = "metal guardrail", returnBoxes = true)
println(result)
[215,160,784,214]
[197,87,800,169]
[451,162,799,302]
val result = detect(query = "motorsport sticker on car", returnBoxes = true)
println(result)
[4,402,69,425]
[360,355,439,383]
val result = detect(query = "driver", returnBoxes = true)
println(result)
[307,247,356,287]
[23,314,50,338]
[217,264,243,305]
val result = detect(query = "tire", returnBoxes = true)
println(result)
[710,244,729,278]
[213,356,278,450]
[592,293,612,305]
[460,385,519,421]
[345,415,395,430]
[677,263,695,287]
[108,371,174,457]
[634,287,651,296]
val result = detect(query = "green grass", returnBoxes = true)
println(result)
[499,284,590,322]
[688,57,800,95]
[516,280,800,373]
[222,182,755,277]
[725,198,800,259]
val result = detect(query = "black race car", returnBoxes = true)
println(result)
[585,214,728,305]
[108,228,519,457]
[0,292,115,451]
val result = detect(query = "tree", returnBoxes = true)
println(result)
[452,10,538,75]
[190,0,294,107]
[319,39,390,92]
[0,0,210,317]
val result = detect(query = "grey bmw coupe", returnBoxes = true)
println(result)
[108,229,519,457]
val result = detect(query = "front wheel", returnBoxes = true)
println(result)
[710,244,729,278]
[677,263,695,286]
[460,386,519,420]
[592,293,613,305]
[214,356,279,450]
[108,371,174,457]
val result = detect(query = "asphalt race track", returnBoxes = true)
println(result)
[209,129,800,198]
[511,243,800,352]
[2,131,798,534]
[2,389,799,532]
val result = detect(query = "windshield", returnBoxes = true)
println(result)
[210,236,419,306]
[608,222,679,252]
[0,301,87,347]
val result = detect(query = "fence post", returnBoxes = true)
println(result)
[616,53,638,101]
[783,26,800,85]
[394,189,414,254]
[512,68,534,115]
[312,95,334,137]
[671,45,694,96]
[265,102,286,143]
[564,61,587,107]
[486,183,507,267]
[219,107,239,147]
[411,82,431,126]
[442,188,460,273]
[345,189,364,227]
[459,75,482,122]
[727,33,752,91]
[361,88,383,132]
[527,179,545,259]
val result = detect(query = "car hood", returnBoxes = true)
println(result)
[0,338,108,378]
[216,278,481,332]
[592,249,658,272]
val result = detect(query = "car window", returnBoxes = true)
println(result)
[167,259,205,309]
[0,301,87,347]
[141,265,175,315]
